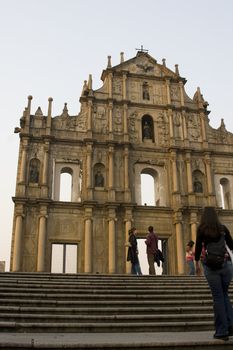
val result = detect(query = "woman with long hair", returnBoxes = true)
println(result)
[195,207,233,341]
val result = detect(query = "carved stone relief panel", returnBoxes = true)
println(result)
[113,107,123,134]
[128,110,139,143]
[156,111,169,146]
[153,83,164,105]
[114,151,123,188]
[170,83,180,104]
[113,78,122,95]
[173,112,182,139]
[93,105,108,134]
[187,113,201,141]
[128,80,139,102]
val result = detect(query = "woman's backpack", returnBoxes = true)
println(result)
[205,234,226,270]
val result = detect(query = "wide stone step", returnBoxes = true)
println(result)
[0,298,213,308]
[0,320,214,333]
[0,305,213,315]
[0,312,214,323]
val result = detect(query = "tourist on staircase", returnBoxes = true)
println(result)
[195,206,233,341]
[126,227,142,275]
[145,226,158,275]
[186,240,195,275]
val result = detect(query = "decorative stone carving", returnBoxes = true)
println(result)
[187,114,201,141]
[156,112,169,146]
[76,106,88,132]
[113,79,122,94]
[93,106,108,134]
[128,111,139,142]
[113,108,123,134]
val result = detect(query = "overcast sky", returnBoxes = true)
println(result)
[0,0,233,271]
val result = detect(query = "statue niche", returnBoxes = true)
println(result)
[142,115,154,142]
[29,158,40,183]
[94,163,105,188]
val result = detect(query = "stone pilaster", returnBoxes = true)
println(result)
[37,206,48,272]
[190,211,198,243]
[174,211,185,275]
[108,145,115,201]
[84,207,93,273]
[108,208,116,273]
[12,208,24,272]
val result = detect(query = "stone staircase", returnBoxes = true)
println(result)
[0,272,233,349]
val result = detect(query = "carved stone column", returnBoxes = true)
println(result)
[19,139,28,183]
[205,153,213,194]
[108,102,113,139]
[12,211,24,272]
[174,211,185,275]
[123,103,128,141]
[186,153,193,193]
[182,110,189,146]
[124,146,131,202]
[87,100,93,132]
[84,209,92,273]
[168,109,174,144]
[179,81,185,106]
[108,212,116,274]
[171,151,178,192]
[122,73,127,100]
[108,145,115,201]
[108,72,113,99]
[125,219,132,274]
[37,206,48,272]
[190,211,198,243]
[165,79,171,105]
[86,143,93,200]
[46,97,53,135]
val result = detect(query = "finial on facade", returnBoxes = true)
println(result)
[107,55,112,68]
[88,74,93,90]
[47,97,53,117]
[175,64,180,76]
[35,107,43,116]
[63,102,68,113]
[162,58,166,67]
[220,118,226,130]
[82,80,88,96]
[120,52,124,63]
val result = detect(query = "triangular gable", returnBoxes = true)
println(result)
[111,52,177,79]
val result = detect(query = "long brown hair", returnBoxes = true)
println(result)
[198,206,222,238]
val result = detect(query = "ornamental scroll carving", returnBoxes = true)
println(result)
[93,106,108,134]
[156,112,169,146]
[187,113,201,141]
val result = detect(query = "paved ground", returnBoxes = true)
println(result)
[0,331,233,347]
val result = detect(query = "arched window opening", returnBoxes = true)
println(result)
[141,115,154,142]
[59,167,73,201]
[29,158,40,183]
[220,178,231,209]
[141,168,159,206]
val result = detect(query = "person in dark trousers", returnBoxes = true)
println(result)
[127,228,142,275]
[195,206,233,341]
[145,226,158,275]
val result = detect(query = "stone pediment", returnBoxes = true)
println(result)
[112,52,177,79]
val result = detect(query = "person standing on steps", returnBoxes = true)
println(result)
[186,240,195,275]
[195,206,233,341]
[127,228,142,275]
[145,226,158,275]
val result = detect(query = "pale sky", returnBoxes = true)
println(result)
[0,0,233,271]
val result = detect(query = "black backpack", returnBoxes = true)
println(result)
[205,233,226,270]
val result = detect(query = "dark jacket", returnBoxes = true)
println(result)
[127,233,139,264]
[195,224,233,261]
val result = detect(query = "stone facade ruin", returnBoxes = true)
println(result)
[10,50,233,274]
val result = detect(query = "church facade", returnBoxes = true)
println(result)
[10,50,233,274]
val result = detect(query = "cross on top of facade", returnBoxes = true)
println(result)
[136,45,149,53]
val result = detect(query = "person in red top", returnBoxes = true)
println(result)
[145,226,158,275]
